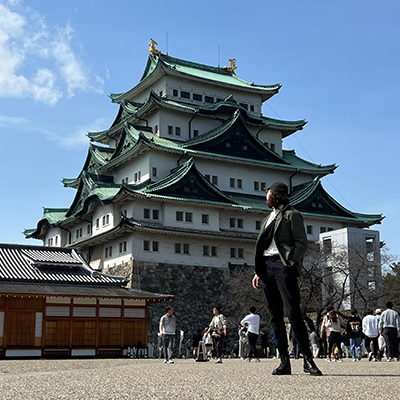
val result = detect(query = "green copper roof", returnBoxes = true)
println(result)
[282,150,336,174]
[111,53,281,102]
[24,208,69,239]
[291,178,384,226]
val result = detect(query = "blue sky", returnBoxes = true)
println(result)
[0,0,399,263]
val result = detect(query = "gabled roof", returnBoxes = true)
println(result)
[23,208,69,239]
[282,150,336,175]
[182,110,289,164]
[291,178,384,227]
[66,172,119,218]
[135,158,238,206]
[110,53,281,103]
[0,243,125,285]
[62,144,113,188]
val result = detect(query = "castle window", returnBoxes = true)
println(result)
[205,174,210,181]
[238,248,244,259]
[173,89,178,96]
[250,105,255,112]
[260,182,266,191]
[205,96,214,103]
[183,244,190,254]
[237,179,243,189]
[255,221,261,230]
[211,246,218,257]
[212,175,218,185]
[154,125,158,134]
[185,212,193,222]
[119,241,127,253]
[230,178,235,188]
[181,91,190,98]
[159,90,163,97]
[226,142,231,148]
[202,214,209,224]
[268,143,275,152]
[175,127,181,136]
[193,130,199,137]
[143,241,150,251]
[237,219,243,229]
[176,211,183,221]
[230,248,236,258]
[168,126,173,135]
[152,167,157,177]
[96,218,99,228]
[239,103,248,110]
[144,209,150,219]
[320,227,327,233]
[242,144,248,151]
[175,243,181,254]
[153,241,159,252]
[193,93,202,101]
[153,210,159,220]
[307,225,313,235]
[254,181,259,191]
[229,218,235,228]
[203,245,209,256]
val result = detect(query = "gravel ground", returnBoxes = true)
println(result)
[0,357,399,400]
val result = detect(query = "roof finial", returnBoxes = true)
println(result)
[224,58,237,72]
[148,38,161,55]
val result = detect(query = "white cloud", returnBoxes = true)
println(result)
[0,2,104,105]
[41,118,109,151]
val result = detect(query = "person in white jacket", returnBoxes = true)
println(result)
[362,309,379,361]
[240,306,261,362]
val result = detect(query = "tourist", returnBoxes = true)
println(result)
[192,328,202,360]
[375,309,384,360]
[379,301,400,362]
[238,323,248,360]
[320,306,334,358]
[208,306,227,363]
[240,306,261,362]
[159,306,176,364]
[362,309,379,361]
[325,310,342,362]
[346,309,363,361]
[252,181,322,376]
[202,327,213,359]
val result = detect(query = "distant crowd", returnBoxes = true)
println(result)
[156,301,400,365]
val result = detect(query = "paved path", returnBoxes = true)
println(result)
[0,357,399,399]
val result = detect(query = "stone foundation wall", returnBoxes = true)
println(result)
[103,261,233,355]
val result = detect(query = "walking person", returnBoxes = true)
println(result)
[325,310,342,362]
[240,306,261,362]
[362,309,379,362]
[252,181,322,376]
[347,309,363,361]
[208,306,227,363]
[379,301,400,362]
[159,306,176,364]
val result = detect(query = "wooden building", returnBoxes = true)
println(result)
[0,243,171,358]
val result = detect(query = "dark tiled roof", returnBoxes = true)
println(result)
[0,243,125,286]
[0,283,172,301]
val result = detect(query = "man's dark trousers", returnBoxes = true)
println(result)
[259,258,311,357]
[383,327,399,359]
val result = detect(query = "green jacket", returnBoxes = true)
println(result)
[254,205,308,276]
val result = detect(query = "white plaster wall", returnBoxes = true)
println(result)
[113,154,150,185]
[165,75,262,115]
[257,128,283,156]
[92,204,115,237]
[194,158,287,194]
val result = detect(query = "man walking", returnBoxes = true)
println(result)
[252,182,322,376]
[379,301,400,362]
[362,309,379,361]
[159,306,176,364]
[346,309,363,361]
[240,306,261,362]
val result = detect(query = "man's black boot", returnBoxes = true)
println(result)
[272,355,291,375]
[303,356,323,376]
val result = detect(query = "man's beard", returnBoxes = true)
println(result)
[266,198,274,209]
